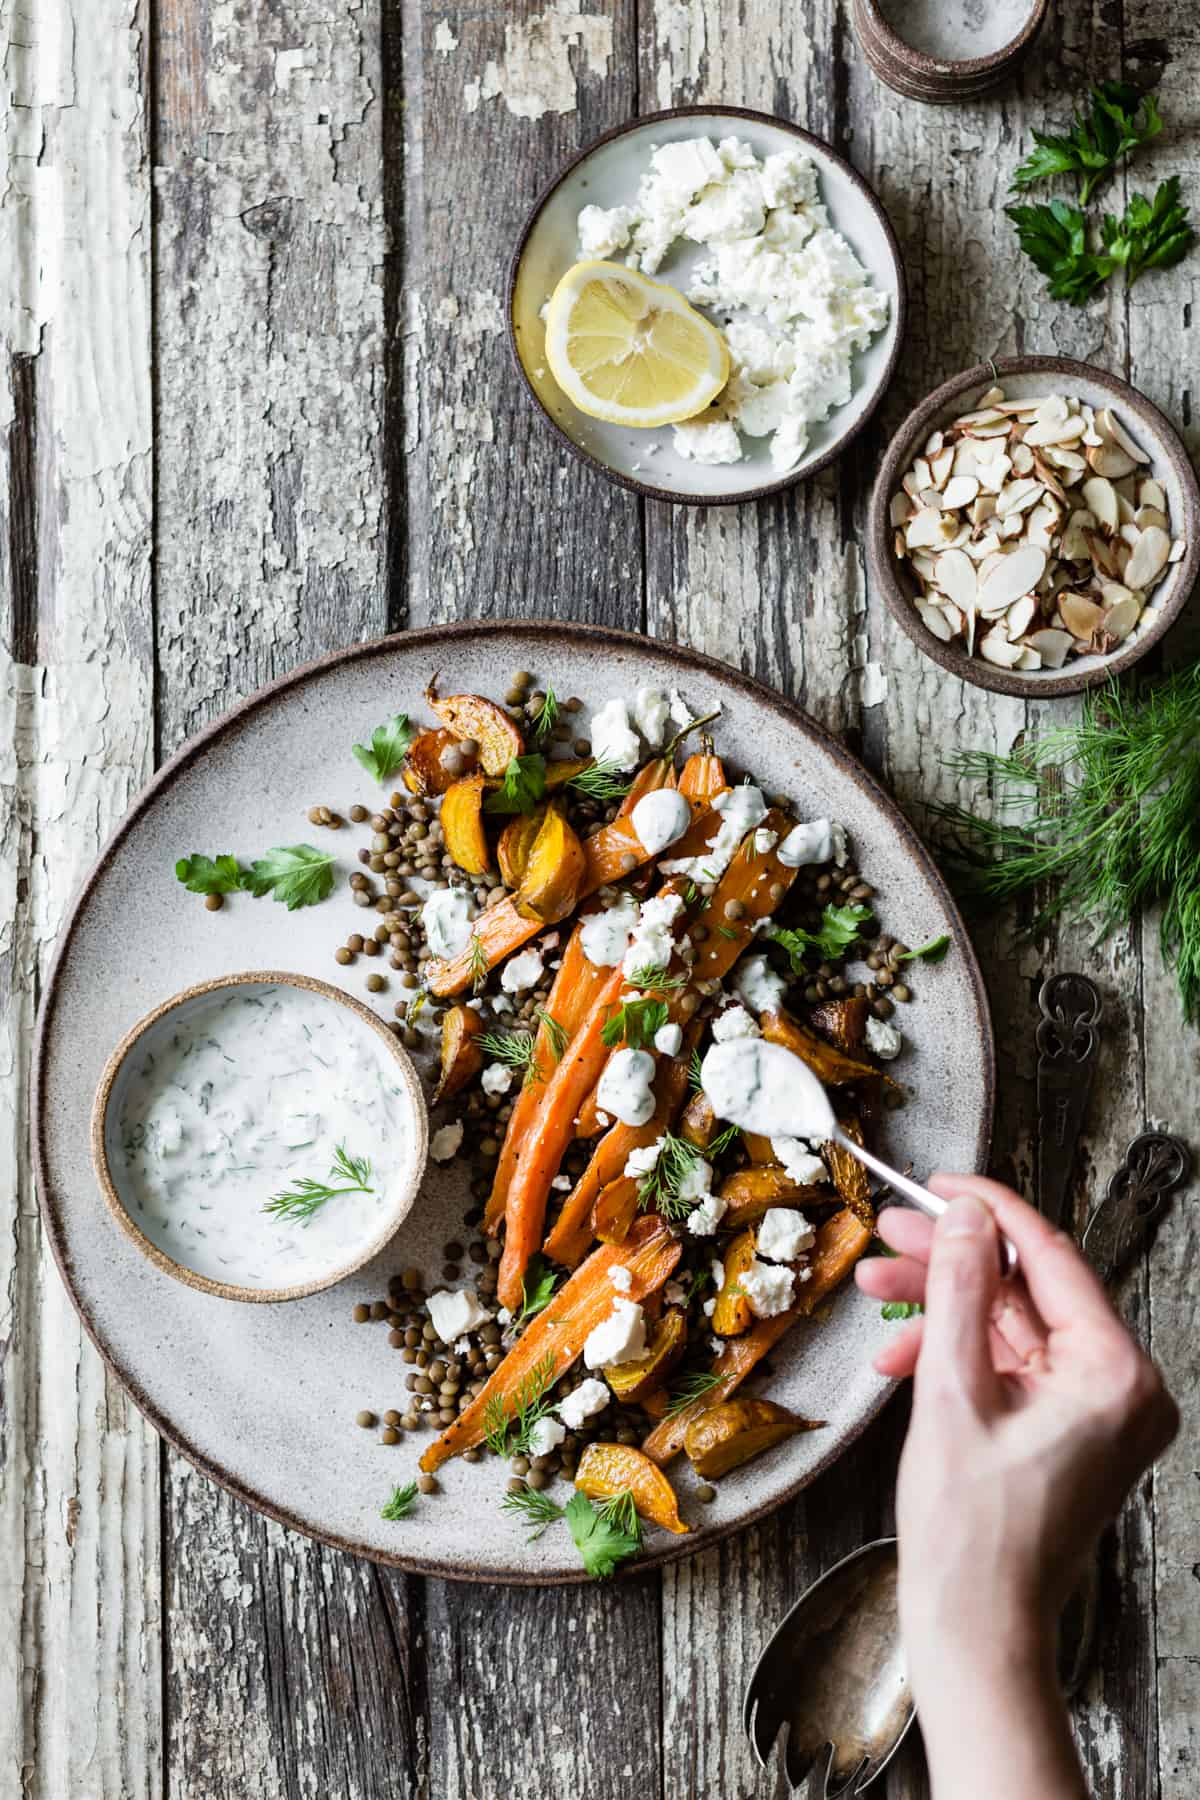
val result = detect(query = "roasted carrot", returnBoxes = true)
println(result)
[419,1217,681,1473]
[543,1019,699,1269]
[719,1166,832,1231]
[496,967,625,1310]
[641,1208,871,1464]
[483,920,611,1234]
[592,1174,641,1244]
[691,807,799,982]
[427,769,682,996]
[761,1008,889,1087]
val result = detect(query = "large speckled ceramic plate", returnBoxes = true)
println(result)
[34,621,993,1583]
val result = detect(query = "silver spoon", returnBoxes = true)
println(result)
[829,1124,1019,1277]
[744,1536,913,1796]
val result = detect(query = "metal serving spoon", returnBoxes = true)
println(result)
[744,1537,913,1796]
[830,1124,1019,1277]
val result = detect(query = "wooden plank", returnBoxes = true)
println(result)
[400,1,643,632]
[0,2,160,1796]
[151,5,424,1794]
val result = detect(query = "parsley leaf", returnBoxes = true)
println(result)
[242,844,336,910]
[1004,198,1112,304]
[514,1254,559,1330]
[483,754,548,816]
[900,933,951,965]
[770,902,873,973]
[351,713,417,784]
[175,853,245,897]
[380,1480,419,1520]
[1101,176,1195,285]
[1011,82,1163,206]
[882,1301,923,1321]
[601,996,669,1051]
[565,1491,642,1579]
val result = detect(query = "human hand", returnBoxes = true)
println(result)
[855,1175,1178,1799]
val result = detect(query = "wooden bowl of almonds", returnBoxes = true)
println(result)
[868,357,1200,696]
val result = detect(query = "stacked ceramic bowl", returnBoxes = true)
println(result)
[850,0,1050,105]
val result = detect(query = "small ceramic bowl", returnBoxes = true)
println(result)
[91,971,429,1303]
[851,0,1050,104]
[868,356,1200,698]
[508,105,905,506]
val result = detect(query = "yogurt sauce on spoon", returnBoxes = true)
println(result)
[701,1037,836,1143]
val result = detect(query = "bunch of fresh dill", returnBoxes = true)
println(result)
[929,666,1200,1023]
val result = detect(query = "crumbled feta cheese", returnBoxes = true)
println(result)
[527,1416,567,1457]
[679,1157,716,1205]
[739,1257,796,1318]
[597,1047,657,1127]
[756,1207,816,1262]
[578,202,634,259]
[497,1306,512,1325]
[711,1257,726,1287]
[580,892,640,967]
[558,1377,611,1428]
[622,891,684,978]
[576,137,889,472]
[754,827,779,855]
[662,784,768,884]
[668,688,702,729]
[610,1263,633,1293]
[430,1120,464,1162]
[595,1110,611,1128]
[583,1297,647,1368]
[703,1295,718,1317]
[772,1137,829,1186]
[631,787,691,855]
[712,1003,761,1042]
[590,697,642,770]
[481,1062,514,1097]
[422,886,475,959]
[427,1287,491,1340]
[686,1190,728,1236]
[777,818,841,868]
[866,1015,903,1061]
[624,1139,664,1180]
[664,1279,687,1306]
[632,685,671,748]
[654,1021,683,1056]
[732,954,788,1016]
[673,420,743,465]
[501,947,544,993]
[551,1174,572,1191]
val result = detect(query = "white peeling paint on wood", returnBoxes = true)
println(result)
[461,1,614,120]
[0,2,160,1797]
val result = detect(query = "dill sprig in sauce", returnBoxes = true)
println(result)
[263,1145,374,1224]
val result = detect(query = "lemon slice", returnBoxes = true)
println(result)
[544,260,730,428]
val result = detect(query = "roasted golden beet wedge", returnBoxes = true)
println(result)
[808,995,870,1053]
[603,1310,687,1404]
[514,807,585,924]
[401,727,461,796]
[711,1228,757,1337]
[718,1165,832,1231]
[440,772,492,875]
[684,1399,824,1479]
[575,1442,689,1534]
[426,680,524,775]
[433,1004,484,1103]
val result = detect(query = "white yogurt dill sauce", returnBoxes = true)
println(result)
[701,1038,836,1143]
[110,982,421,1291]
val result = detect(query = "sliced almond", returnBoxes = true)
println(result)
[979,630,1024,668]
[1097,407,1150,464]
[905,508,951,550]
[1103,592,1142,642]
[979,544,1047,615]
[1060,509,1095,561]
[955,407,1007,428]
[913,457,933,492]
[933,548,978,613]
[1026,628,1074,670]
[915,599,954,643]
[890,491,912,527]
[929,447,955,489]
[940,474,980,509]
[1081,476,1119,535]
[1123,524,1170,589]
[1014,646,1043,671]
[1005,595,1037,639]
[1011,441,1035,475]
[1031,454,1067,502]
[1135,505,1169,532]
[940,601,965,635]
[1025,412,1086,447]
[970,494,996,528]
[1087,442,1137,480]
[1042,445,1088,474]
[1084,530,1120,579]
[1059,593,1106,641]
[1168,537,1186,563]
[1138,478,1166,511]
[996,478,1043,518]
[912,551,937,581]
[923,429,945,457]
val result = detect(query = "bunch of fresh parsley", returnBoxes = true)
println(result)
[176,844,335,910]
[1005,82,1192,305]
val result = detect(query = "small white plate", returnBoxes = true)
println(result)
[508,106,905,506]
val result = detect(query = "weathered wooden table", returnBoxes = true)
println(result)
[3,2,1196,1795]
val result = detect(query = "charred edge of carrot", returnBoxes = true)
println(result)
[690,808,797,983]
[418,1218,682,1473]
[495,968,625,1310]
[641,1209,871,1465]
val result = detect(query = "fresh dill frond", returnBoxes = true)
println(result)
[665,1369,723,1417]
[637,1130,703,1219]
[380,1480,419,1521]
[567,759,632,804]
[482,1351,558,1457]
[685,1265,712,1304]
[530,686,559,742]
[688,1048,704,1095]
[928,668,1200,1024]
[467,933,490,993]
[626,962,688,993]
[263,1144,373,1224]
[501,1485,565,1540]
[597,1489,642,1545]
[683,881,699,907]
[476,1027,537,1073]
[708,1122,742,1157]
[715,924,740,941]
[534,1007,569,1063]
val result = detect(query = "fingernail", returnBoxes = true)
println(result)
[939,1194,991,1237]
